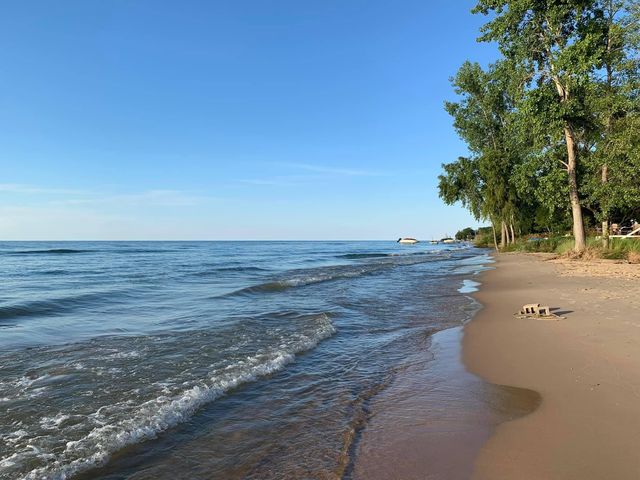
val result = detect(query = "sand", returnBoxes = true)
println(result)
[465,253,640,479]
[353,327,540,480]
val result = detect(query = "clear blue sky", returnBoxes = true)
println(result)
[0,0,498,240]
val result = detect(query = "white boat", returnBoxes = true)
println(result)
[441,238,455,244]
[397,237,419,244]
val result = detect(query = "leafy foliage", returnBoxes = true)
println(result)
[440,0,640,251]
[455,227,477,240]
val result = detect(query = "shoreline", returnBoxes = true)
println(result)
[464,253,640,479]
[353,325,540,480]
[352,255,540,480]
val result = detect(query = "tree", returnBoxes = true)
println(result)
[441,61,530,248]
[583,0,640,247]
[438,156,500,248]
[473,0,608,252]
[456,227,477,240]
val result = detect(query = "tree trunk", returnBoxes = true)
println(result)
[551,75,586,253]
[601,10,613,251]
[500,221,507,249]
[510,223,515,244]
[564,126,586,252]
[491,222,499,252]
[552,75,586,252]
[602,164,609,249]
[602,220,610,249]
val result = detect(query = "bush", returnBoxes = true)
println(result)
[507,235,640,262]
[610,237,640,254]
[474,231,494,248]
[500,236,571,253]
[474,230,640,263]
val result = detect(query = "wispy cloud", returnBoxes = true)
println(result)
[278,162,387,177]
[238,178,297,187]
[239,162,388,187]
[238,174,326,187]
[51,189,207,207]
[0,183,218,208]
[0,183,88,195]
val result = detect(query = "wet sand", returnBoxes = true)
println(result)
[465,253,640,479]
[353,327,540,479]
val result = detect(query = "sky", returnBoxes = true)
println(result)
[0,0,499,240]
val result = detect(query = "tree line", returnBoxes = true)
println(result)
[439,0,639,252]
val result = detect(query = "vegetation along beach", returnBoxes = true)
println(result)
[1,1,639,479]
[440,1,640,478]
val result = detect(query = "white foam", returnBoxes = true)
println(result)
[107,350,142,359]
[15,374,48,388]
[458,279,481,294]
[22,315,336,480]
[1,429,29,446]
[26,386,50,398]
[40,414,72,430]
[281,269,369,288]
[452,254,495,276]
[0,452,21,469]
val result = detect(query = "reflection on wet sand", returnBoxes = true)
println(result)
[353,327,540,480]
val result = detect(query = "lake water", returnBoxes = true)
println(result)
[0,241,491,479]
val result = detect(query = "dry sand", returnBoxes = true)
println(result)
[465,253,640,479]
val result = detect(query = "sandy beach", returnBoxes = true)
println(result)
[465,253,640,479]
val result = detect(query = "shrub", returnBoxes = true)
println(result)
[477,232,640,263]
[474,232,494,248]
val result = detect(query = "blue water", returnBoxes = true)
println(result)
[0,241,490,479]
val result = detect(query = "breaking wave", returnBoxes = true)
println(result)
[224,266,383,296]
[224,251,454,297]
[4,314,336,480]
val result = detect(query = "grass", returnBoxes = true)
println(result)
[601,237,640,262]
[499,236,573,253]
[483,234,640,263]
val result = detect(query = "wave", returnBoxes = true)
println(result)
[0,290,131,322]
[215,266,267,272]
[39,269,70,275]
[336,251,439,260]
[337,253,393,259]
[4,248,173,256]
[191,266,267,277]
[5,248,89,255]
[106,248,169,254]
[224,266,381,296]
[20,314,336,480]
[222,251,457,297]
